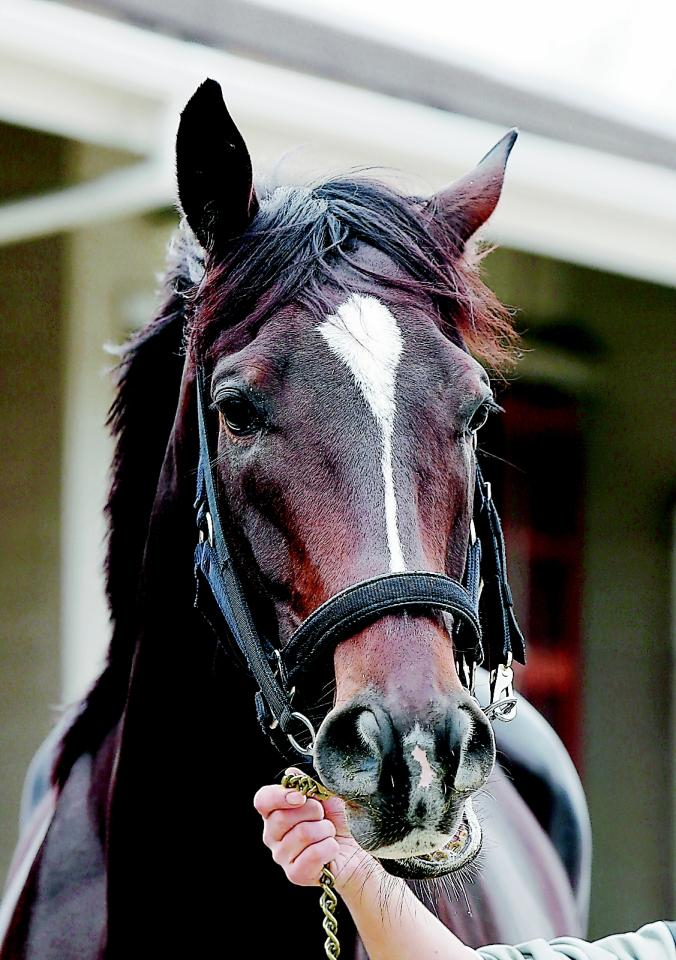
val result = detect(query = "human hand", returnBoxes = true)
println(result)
[253,768,376,894]
[255,773,475,960]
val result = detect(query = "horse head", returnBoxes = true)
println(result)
[175,79,524,880]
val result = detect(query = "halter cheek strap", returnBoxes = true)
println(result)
[192,368,526,760]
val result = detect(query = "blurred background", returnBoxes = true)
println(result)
[0,0,674,939]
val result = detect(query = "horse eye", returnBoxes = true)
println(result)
[217,393,260,436]
[467,399,500,434]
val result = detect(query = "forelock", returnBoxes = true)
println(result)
[169,173,519,371]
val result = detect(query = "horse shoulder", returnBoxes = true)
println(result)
[0,729,117,960]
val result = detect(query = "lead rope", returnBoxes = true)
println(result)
[281,772,340,959]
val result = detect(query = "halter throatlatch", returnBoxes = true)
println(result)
[193,369,526,760]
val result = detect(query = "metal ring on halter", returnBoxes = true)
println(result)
[286,711,318,756]
[483,697,518,721]
[198,510,215,547]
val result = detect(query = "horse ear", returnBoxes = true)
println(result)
[430,129,518,249]
[176,78,259,252]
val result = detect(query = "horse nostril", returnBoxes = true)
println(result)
[314,704,386,797]
[453,701,496,793]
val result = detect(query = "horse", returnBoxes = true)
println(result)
[0,79,590,959]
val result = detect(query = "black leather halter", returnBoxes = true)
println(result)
[193,369,525,760]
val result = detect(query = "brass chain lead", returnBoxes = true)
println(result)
[281,773,340,959]
[319,867,340,959]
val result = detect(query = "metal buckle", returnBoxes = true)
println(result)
[198,510,214,547]
[273,648,290,689]
[268,656,296,733]
[456,651,477,696]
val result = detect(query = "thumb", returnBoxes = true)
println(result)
[283,768,352,837]
[321,795,352,839]
[283,766,305,780]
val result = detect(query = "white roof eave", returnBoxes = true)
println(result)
[0,0,675,287]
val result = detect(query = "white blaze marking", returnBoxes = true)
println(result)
[411,744,436,789]
[318,294,405,572]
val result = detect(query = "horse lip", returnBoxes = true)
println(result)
[374,799,482,880]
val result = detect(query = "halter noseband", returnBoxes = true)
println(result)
[192,369,525,761]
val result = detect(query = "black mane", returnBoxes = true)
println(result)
[54,259,188,784]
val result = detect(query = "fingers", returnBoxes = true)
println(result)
[254,771,341,887]
[263,799,325,846]
[286,836,341,887]
[271,816,337,869]
[254,775,376,894]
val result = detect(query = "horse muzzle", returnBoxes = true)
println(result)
[313,692,495,879]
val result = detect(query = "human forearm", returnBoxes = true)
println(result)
[336,853,478,960]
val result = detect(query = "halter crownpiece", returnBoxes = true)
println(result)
[192,369,526,761]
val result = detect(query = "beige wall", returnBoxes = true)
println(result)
[487,250,676,935]
[0,134,170,890]
[577,270,674,935]
[0,125,65,886]
[61,143,170,706]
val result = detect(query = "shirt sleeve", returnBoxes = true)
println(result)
[477,922,676,960]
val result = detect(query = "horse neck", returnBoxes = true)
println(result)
[98,372,313,951]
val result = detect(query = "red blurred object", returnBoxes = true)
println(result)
[482,384,584,768]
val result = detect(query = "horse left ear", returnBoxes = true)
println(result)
[430,129,518,248]
[176,78,259,252]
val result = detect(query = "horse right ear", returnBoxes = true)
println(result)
[429,129,518,251]
[176,79,259,253]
